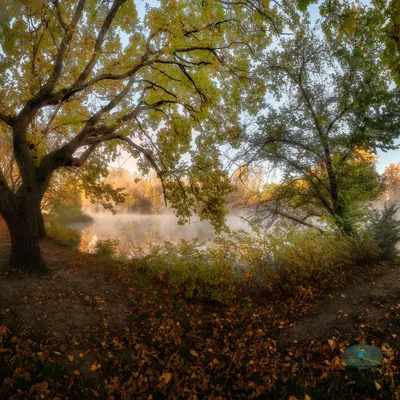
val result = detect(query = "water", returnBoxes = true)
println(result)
[69,209,252,255]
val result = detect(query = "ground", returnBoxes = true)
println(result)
[0,225,399,399]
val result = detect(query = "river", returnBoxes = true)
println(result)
[69,209,252,255]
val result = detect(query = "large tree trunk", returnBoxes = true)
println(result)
[2,199,47,273]
[35,200,47,239]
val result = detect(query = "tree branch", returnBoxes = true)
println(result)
[75,0,127,86]
[0,111,16,127]
[40,0,86,95]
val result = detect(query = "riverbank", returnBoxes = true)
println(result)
[0,237,399,399]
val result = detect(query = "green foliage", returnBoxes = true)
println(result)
[367,203,400,261]
[320,0,400,86]
[229,228,376,295]
[52,203,93,225]
[47,221,81,248]
[238,20,397,234]
[132,240,237,304]
[94,238,120,259]
[0,0,300,236]
[130,226,381,303]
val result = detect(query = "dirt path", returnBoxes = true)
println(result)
[279,262,400,346]
[0,240,131,333]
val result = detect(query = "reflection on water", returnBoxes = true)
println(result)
[69,210,252,255]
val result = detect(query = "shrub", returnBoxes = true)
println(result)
[47,221,81,248]
[52,203,94,225]
[132,239,238,304]
[367,203,400,261]
[129,223,390,304]
[346,229,380,265]
[94,238,120,259]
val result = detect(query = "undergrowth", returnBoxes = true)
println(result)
[47,221,81,248]
[127,225,384,304]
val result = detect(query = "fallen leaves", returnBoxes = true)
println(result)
[159,372,172,384]
[91,362,101,371]
[83,295,105,305]
[328,339,336,351]
[190,349,199,358]
[0,253,399,399]
[0,324,10,343]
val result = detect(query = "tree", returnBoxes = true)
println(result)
[384,162,400,200]
[102,168,165,213]
[227,164,265,208]
[318,0,400,85]
[235,22,399,234]
[0,0,294,272]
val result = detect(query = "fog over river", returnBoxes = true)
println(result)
[69,208,253,255]
[68,198,400,256]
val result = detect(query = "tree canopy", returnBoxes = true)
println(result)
[0,0,303,270]
[235,20,399,233]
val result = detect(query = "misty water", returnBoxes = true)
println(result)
[69,208,252,256]
[68,199,400,256]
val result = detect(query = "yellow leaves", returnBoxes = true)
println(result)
[73,370,80,376]
[79,353,84,358]
[105,376,121,391]
[67,355,74,362]
[381,343,394,357]
[91,362,102,371]
[209,358,219,367]
[190,349,199,357]
[0,324,10,343]
[84,295,104,305]
[159,372,172,384]
[353,148,378,165]
[374,381,382,390]
[331,356,345,370]
[34,380,49,396]
[289,395,310,400]
[328,339,336,351]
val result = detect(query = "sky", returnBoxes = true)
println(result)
[111,0,399,176]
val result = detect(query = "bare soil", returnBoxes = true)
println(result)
[279,261,400,346]
[0,239,132,333]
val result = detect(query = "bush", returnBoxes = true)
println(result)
[52,203,94,225]
[94,238,120,259]
[132,239,238,304]
[129,226,377,303]
[128,215,398,304]
[47,221,81,248]
[367,203,400,261]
